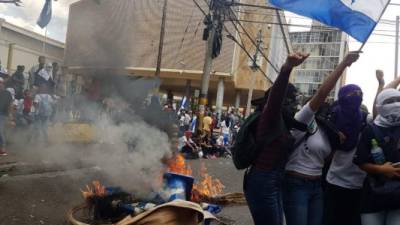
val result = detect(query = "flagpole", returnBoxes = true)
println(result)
[358,0,392,51]
[42,26,47,55]
[275,9,291,54]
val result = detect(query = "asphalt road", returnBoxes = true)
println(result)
[0,146,253,225]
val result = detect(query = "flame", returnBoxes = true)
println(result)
[167,154,225,202]
[192,162,225,201]
[167,154,193,176]
[81,180,107,199]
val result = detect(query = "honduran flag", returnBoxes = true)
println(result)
[269,0,390,43]
[37,0,52,28]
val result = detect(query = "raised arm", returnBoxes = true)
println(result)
[373,70,385,119]
[309,52,360,112]
[384,76,400,90]
[257,53,309,130]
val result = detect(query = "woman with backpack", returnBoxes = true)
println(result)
[282,52,360,225]
[243,52,309,225]
[354,88,400,225]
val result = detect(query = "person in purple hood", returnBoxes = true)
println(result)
[324,84,367,225]
[283,52,360,225]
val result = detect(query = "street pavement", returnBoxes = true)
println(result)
[0,146,253,225]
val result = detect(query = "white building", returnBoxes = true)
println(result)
[0,18,64,80]
[290,22,348,102]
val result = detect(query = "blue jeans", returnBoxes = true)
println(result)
[361,210,400,225]
[34,115,49,143]
[244,167,284,225]
[283,175,323,225]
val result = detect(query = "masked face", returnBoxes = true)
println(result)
[378,102,400,126]
[283,97,298,117]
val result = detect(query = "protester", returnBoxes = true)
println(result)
[0,78,13,156]
[243,52,309,225]
[220,118,230,146]
[33,84,55,144]
[178,131,201,159]
[9,65,25,99]
[203,112,213,135]
[183,111,191,132]
[354,88,400,225]
[18,89,34,127]
[29,56,46,89]
[283,52,360,225]
[324,71,385,225]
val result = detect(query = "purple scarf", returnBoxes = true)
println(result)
[331,84,363,151]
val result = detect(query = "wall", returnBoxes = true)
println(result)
[64,0,235,73]
[0,19,64,74]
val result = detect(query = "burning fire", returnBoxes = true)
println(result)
[167,154,225,202]
[167,154,192,176]
[192,163,225,201]
[81,180,107,199]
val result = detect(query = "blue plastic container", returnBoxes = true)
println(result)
[163,172,194,201]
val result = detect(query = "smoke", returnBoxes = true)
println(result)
[10,76,175,195]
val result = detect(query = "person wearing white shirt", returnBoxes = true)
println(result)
[283,52,360,225]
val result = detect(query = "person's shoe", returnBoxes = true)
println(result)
[0,150,7,156]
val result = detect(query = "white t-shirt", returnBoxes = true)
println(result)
[184,114,191,126]
[34,94,54,116]
[221,120,230,135]
[285,103,332,176]
[178,136,194,150]
[327,148,366,189]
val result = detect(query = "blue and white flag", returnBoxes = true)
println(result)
[269,0,390,42]
[37,0,52,28]
[179,96,188,110]
[190,115,197,133]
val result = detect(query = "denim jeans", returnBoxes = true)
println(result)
[361,209,400,225]
[244,167,285,225]
[283,175,324,225]
[35,115,50,143]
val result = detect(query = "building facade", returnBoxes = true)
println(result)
[290,22,348,102]
[64,0,291,108]
[0,19,64,77]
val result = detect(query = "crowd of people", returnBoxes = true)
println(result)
[0,56,61,156]
[238,51,400,225]
[175,108,242,159]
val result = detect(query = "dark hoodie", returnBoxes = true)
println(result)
[253,68,300,170]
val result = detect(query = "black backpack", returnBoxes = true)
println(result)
[231,111,292,170]
[231,112,261,170]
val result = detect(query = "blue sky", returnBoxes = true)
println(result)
[0,0,399,111]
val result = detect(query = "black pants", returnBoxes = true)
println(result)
[324,183,362,225]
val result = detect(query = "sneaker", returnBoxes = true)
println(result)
[0,150,7,156]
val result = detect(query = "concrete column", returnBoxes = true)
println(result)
[7,43,15,72]
[235,90,241,109]
[216,78,225,118]
[185,80,191,97]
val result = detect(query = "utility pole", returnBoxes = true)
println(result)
[395,15,399,79]
[198,4,221,133]
[155,0,168,78]
[245,30,262,118]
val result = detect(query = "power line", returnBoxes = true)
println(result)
[193,0,275,82]
[224,27,271,82]
[227,6,280,73]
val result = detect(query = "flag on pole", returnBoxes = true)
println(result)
[179,96,188,109]
[190,115,197,133]
[37,0,52,28]
[269,0,390,42]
